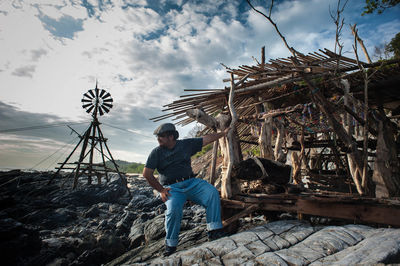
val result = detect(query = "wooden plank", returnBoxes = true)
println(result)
[296,198,400,227]
[222,204,258,227]
[222,193,400,227]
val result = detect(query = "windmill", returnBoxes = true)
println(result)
[49,83,126,189]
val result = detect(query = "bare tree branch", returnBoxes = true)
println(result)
[246,0,302,58]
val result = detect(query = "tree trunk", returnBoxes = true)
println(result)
[259,117,274,159]
[372,115,400,198]
[274,118,286,163]
[209,141,218,186]
[342,79,364,195]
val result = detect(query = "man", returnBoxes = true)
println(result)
[143,123,229,256]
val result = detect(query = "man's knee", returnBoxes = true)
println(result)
[165,200,184,218]
[206,186,220,205]
[166,206,182,217]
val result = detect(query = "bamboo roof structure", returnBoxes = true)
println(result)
[150,48,400,153]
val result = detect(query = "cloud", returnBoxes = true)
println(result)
[0,100,158,169]
[37,13,84,39]
[31,48,48,61]
[11,65,36,78]
[1,0,400,170]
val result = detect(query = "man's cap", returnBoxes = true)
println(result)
[154,123,179,138]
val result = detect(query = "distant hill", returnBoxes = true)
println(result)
[105,160,144,174]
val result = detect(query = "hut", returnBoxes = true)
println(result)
[151,47,400,228]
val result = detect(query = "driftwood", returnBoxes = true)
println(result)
[209,141,218,186]
[221,73,239,199]
[372,109,400,198]
[273,118,286,163]
[259,117,274,159]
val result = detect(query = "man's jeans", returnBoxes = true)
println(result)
[164,178,223,247]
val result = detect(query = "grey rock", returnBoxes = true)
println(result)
[245,239,271,256]
[144,215,166,242]
[203,237,237,257]
[221,245,255,265]
[129,223,145,248]
[230,231,259,246]
[311,228,400,265]
[83,205,100,218]
[254,252,288,265]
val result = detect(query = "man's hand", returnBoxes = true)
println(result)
[160,187,171,202]
[202,127,232,146]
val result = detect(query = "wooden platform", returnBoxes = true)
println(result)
[221,192,400,227]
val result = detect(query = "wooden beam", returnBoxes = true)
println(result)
[222,204,258,227]
[221,193,400,227]
[296,199,400,226]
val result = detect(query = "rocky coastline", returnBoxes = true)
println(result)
[1,169,399,265]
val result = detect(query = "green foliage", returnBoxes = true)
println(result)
[125,162,145,173]
[105,160,145,174]
[244,146,260,157]
[192,143,213,159]
[386,32,400,58]
[362,0,400,15]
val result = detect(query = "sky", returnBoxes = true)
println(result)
[0,0,399,171]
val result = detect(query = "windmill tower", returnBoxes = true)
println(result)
[49,83,125,189]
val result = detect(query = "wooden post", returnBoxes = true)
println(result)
[221,73,238,199]
[372,108,400,198]
[209,141,218,185]
[350,24,372,64]
[73,124,92,188]
[342,79,363,194]
[259,117,274,159]
[273,118,286,163]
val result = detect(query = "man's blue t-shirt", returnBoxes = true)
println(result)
[145,138,203,185]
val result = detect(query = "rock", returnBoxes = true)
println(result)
[2,170,400,266]
[138,220,400,265]
[116,210,136,235]
[128,222,145,248]
[144,214,165,242]
[0,217,42,265]
[96,232,127,257]
[83,206,100,218]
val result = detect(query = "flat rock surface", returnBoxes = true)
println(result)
[126,220,400,265]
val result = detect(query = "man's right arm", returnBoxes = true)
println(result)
[142,167,171,202]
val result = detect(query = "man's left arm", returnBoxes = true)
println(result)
[202,127,230,146]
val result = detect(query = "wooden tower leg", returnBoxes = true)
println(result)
[48,135,85,185]
[97,126,131,197]
[73,124,92,189]
[97,125,109,183]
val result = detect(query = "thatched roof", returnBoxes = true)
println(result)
[151,48,400,149]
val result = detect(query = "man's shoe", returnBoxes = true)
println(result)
[163,245,176,256]
[208,228,227,241]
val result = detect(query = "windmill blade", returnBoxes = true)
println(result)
[82,103,93,109]
[86,105,95,113]
[103,103,113,109]
[103,92,111,99]
[95,87,99,98]
[81,99,92,103]
[88,89,95,98]
[83,92,94,99]
[103,98,113,103]
[98,107,104,116]
[101,105,110,113]
[99,89,106,98]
